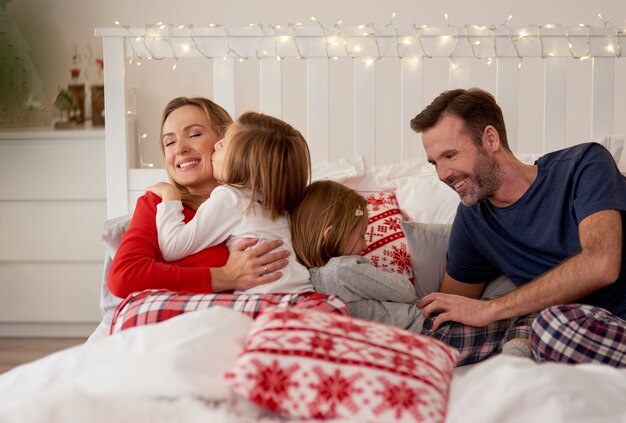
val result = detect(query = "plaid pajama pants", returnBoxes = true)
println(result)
[421,314,536,367]
[110,289,350,334]
[531,304,626,368]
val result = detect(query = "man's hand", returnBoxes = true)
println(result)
[418,292,496,330]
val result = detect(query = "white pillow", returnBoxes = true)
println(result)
[311,156,365,187]
[399,221,516,299]
[390,171,460,224]
[352,158,433,193]
[447,355,626,423]
[99,214,132,326]
[0,307,254,420]
[595,133,624,166]
[101,214,132,259]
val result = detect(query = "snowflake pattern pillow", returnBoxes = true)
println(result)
[226,306,458,422]
[362,191,413,281]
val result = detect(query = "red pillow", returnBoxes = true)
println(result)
[362,191,413,281]
[226,306,458,421]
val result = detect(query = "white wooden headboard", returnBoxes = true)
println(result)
[96,24,625,219]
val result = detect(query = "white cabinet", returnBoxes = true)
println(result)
[0,128,106,337]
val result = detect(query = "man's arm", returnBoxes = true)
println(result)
[419,209,622,329]
[440,272,486,298]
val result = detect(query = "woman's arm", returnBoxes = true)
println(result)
[107,192,289,298]
[107,193,225,298]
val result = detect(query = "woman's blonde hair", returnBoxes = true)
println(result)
[223,111,311,219]
[159,96,233,210]
[291,180,367,268]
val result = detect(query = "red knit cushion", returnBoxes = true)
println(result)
[362,191,413,281]
[226,306,458,421]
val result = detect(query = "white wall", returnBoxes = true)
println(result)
[6,0,626,165]
[7,0,625,99]
[6,0,626,166]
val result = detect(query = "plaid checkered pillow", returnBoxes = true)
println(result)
[110,289,349,334]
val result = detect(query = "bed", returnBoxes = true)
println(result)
[1,22,626,422]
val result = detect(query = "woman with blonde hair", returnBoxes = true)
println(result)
[148,111,314,294]
[291,180,536,366]
[108,98,291,299]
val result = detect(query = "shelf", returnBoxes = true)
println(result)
[0,126,105,140]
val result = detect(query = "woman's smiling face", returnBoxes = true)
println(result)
[162,105,221,197]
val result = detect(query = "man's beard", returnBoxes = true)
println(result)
[459,153,503,206]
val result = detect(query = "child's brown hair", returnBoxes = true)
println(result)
[291,180,367,268]
[223,112,311,219]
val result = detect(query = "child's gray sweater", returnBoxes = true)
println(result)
[310,255,425,333]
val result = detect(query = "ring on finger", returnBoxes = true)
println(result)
[263,265,268,274]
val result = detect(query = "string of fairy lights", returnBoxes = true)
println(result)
[114,14,624,66]
[109,14,625,168]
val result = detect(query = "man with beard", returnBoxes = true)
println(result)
[410,88,626,367]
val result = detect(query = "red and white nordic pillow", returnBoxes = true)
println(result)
[226,306,458,422]
[362,191,413,281]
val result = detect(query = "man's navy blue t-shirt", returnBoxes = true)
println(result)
[446,142,626,318]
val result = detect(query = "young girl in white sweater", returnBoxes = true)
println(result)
[148,112,313,294]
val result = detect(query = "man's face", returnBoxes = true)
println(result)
[422,114,502,206]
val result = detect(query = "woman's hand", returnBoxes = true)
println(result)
[146,182,181,201]
[210,239,290,292]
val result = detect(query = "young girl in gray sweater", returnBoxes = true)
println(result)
[291,180,425,332]
[290,180,535,366]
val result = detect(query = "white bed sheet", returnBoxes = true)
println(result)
[1,308,625,423]
[0,308,280,423]
[447,355,626,423]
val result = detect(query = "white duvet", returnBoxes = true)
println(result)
[1,308,625,423]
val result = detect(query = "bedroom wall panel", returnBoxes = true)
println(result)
[374,58,402,166]
[235,59,261,115]
[564,59,592,147]
[306,58,329,164]
[517,59,545,154]
[213,60,236,119]
[496,58,521,152]
[281,59,308,156]
[449,58,471,89]
[328,60,355,161]
[260,59,282,117]
[543,57,568,152]
[592,57,616,140]
[400,57,424,161]
[354,60,376,166]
